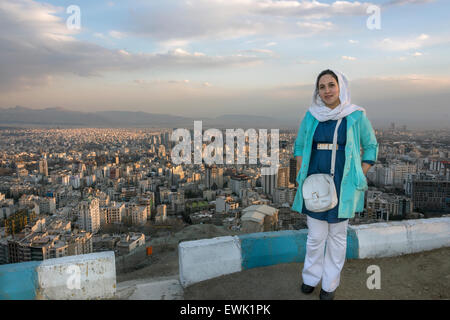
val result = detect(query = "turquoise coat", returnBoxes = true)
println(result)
[291,110,379,219]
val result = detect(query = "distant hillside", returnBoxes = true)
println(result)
[0,106,298,129]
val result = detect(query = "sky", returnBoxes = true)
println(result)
[0,0,449,129]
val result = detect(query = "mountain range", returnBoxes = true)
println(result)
[0,106,297,130]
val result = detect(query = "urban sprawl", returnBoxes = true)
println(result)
[0,124,449,265]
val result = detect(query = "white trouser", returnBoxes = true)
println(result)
[301,215,348,292]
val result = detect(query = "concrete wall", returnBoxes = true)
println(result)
[0,251,116,300]
[240,230,308,269]
[178,217,450,288]
[3,218,449,297]
[350,217,450,258]
[178,236,242,287]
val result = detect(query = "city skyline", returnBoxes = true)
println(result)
[1,0,449,129]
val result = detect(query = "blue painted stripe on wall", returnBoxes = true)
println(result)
[239,230,309,270]
[0,261,41,300]
[346,228,359,259]
[239,228,360,270]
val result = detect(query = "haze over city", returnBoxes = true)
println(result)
[0,0,449,129]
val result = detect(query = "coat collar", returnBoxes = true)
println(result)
[346,110,363,128]
[307,110,362,128]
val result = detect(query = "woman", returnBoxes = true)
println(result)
[291,69,378,300]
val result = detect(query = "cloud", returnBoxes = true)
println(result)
[168,79,190,84]
[384,0,435,6]
[296,21,334,33]
[398,51,425,60]
[124,0,373,44]
[109,30,126,39]
[0,0,266,91]
[254,0,372,18]
[374,33,449,51]
[93,32,106,39]
[342,56,357,61]
[238,49,275,56]
[296,59,318,65]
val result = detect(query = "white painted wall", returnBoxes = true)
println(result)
[350,217,450,258]
[36,251,116,300]
[178,236,242,288]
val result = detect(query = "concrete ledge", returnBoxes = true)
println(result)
[239,229,359,270]
[178,218,450,287]
[240,230,308,270]
[0,251,116,300]
[349,217,450,258]
[404,217,450,253]
[0,261,41,300]
[349,222,410,258]
[178,236,242,288]
[37,251,116,300]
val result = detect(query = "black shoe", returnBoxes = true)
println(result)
[301,283,315,294]
[319,288,335,300]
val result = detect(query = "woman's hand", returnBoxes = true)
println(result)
[362,162,372,176]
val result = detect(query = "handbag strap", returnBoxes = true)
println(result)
[330,118,342,177]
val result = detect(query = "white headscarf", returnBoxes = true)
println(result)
[308,69,366,122]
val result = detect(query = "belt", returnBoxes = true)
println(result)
[313,143,345,150]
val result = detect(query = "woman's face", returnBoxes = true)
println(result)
[318,74,340,108]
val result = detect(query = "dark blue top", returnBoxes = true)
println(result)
[302,117,374,223]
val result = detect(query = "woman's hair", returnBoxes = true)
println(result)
[314,69,339,100]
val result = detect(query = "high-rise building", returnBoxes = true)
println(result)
[277,167,289,188]
[39,197,56,214]
[273,187,296,205]
[131,206,147,226]
[412,174,450,214]
[101,202,125,225]
[77,197,100,234]
[3,217,92,264]
[155,204,167,223]
[392,163,417,187]
[230,174,250,197]
[289,158,299,184]
[205,165,224,189]
[263,172,277,197]
[39,158,48,176]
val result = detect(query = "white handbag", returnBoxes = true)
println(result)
[302,118,342,212]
